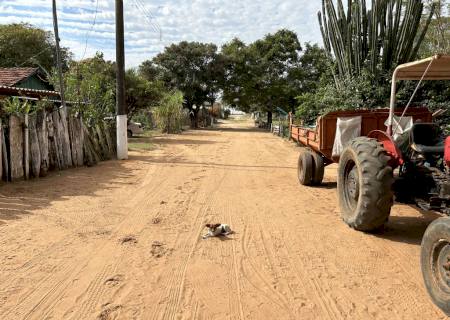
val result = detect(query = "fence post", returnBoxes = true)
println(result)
[2,119,8,181]
[0,119,2,181]
[24,113,30,179]
[288,112,293,141]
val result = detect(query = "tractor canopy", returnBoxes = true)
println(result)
[394,54,450,80]
[388,54,450,134]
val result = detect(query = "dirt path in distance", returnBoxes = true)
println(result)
[0,116,446,319]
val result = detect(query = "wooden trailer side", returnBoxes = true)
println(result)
[291,108,432,163]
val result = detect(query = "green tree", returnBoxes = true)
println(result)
[222,30,304,123]
[138,60,164,82]
[125,68,166,117]
[59,53,164,123]
[221,38,255,112]
[0,23,72,72]
[147,41,223,127]
[249,29,303,122]
[57,53,116,122]
[296,43,333,93]
[420,0,450,56]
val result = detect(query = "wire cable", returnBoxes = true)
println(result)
[16,47,50,67]
[132,0,162,40]
[135,0,162,31]
[134,0,160,34]
[81,0,100,60]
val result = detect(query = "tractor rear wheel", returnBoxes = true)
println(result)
[297,149,313,186]
[337,137,393,232]
[421,217,450,316]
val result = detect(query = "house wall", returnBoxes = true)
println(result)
[16,75,52,91]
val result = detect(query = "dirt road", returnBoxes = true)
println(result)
[0,116,446,319]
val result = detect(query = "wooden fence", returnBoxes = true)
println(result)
[2,109,116,182]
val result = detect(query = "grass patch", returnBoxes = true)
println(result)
[128,131,156,152]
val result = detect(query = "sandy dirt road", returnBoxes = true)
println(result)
[0,116,447,320]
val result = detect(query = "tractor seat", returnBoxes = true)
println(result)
[410,123,444,154]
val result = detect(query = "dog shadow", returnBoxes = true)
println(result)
[216,234,235,241]
[203,232,237,242]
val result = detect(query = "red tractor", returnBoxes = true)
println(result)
[291,55,450,314]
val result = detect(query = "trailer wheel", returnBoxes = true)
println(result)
[421,217,450,316]
[297,149,313,186]
[311,152,324,185]
[337,137,393,231]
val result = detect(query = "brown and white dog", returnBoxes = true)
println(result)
[202,223,232,239]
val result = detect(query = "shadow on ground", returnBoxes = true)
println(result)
[0,159,136,225]
[375,209,442,246]
[129,153,295,171]
[202,127,267,133]
[151,138,217,145]
[0,129,229,225]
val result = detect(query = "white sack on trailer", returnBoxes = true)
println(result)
[332,116,362,157]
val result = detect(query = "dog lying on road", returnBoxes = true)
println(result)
[202,223,233,239]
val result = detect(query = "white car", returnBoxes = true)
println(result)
[127,122,144,137]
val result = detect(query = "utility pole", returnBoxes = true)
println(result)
[115,0,128,159]
[52,0,67,113]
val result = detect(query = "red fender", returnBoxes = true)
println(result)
[368,130,404,168]
[445,136,450,167]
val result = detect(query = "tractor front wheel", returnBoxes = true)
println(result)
[421,217,450,316]
[337,137,394,232]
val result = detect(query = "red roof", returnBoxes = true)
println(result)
[0,67,39,86]
[0,85,59,98]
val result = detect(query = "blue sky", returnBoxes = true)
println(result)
[0,0,324,68]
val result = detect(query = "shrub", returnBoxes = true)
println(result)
[154,90,184,133]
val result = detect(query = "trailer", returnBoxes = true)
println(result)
[289,108,433,174]
[290,55,450,315]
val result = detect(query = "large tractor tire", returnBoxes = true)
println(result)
[311,152,325,185]
[297,149,313,186]
[337,137,394,232]
[421,217,450,316]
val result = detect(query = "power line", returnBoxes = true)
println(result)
[81,0,100,60]
[16,47,50,67]
[136,0,162,31]
[133,0,160,34]
[132,0,162,40]
[134,0,161,30]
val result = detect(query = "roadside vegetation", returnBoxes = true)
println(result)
[128,131,156,152]
[0,0,448,130]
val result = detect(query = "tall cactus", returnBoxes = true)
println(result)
[318,0,435,84]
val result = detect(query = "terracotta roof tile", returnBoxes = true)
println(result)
[0,67,39,86]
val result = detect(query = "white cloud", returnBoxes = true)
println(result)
[0,0,323,67]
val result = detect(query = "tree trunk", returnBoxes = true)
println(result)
[267,111,273,125]
[189,108,195,129]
